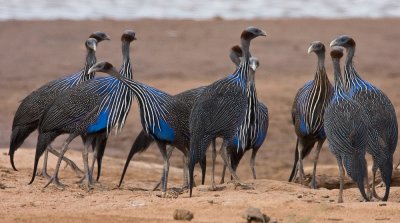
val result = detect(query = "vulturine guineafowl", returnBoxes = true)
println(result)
[9,31,110,176]
[87,30,137,182]
[117,45,244,190]
[324,46,369,203]
[289,41,333,189]
[219,56,269,186]
[188,27,266,197]
[331,35,398,201]
[28,30,136,189]
[89,61,193,198]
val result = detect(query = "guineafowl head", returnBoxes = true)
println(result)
[89,31,111,42]
[249,57,259,72]
[89,61,120,77]
[330,35,356,48]
[241,26,267,40]
[308,41,325,55]
[85,38,98,52]
[330,46,344,59]
[121,30,137,42]
[230,45,243,66]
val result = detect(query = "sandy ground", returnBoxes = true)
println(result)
[1,19,400,222]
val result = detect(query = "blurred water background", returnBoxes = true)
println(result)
[1,0,400,20]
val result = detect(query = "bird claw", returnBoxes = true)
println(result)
[309,179,318,189]
[44,177,66,190]
[230,181,254,190]
[158,190,179,198]
[37,169,52,180]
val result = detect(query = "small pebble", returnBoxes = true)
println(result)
[297,194,303,198]
[173,209,194,221]
[379,203,387,207]
[242,207,270,223]
[322,195,329,198]
[130,200,145,208]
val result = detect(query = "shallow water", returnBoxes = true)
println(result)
[1,0,400,20]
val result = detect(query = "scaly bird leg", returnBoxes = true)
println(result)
[337,157,344,203]
[44,134,77,189]
[38,150,51,179]
[310,140,324,189]
[47,144,83,177]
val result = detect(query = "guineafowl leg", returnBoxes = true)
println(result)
[337,157,344,203]
[182,154,189,190]
[310,140,324,189]
[38,150,51,179]
[44,134,77,189]
[157,142,170,198]
[364,163,372,200]
[89,140,98,182]
[80,137,95,190]
[209,139,217,190]
[297,143,305,186]
[153,145,173,191]
[371,163,383,200]
[47,144,83,176]
[250,147,260,179]
[220,141,250,189]
[220,164,226,184]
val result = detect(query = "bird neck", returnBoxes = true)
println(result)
[121,41,133,79]
[344,46,361,88]
[332,58,345,95]
[240,38,251,61]
[115,77,169,134]
[313,53,329,88]
[82,49,97,80]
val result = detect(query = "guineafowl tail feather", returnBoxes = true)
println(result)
[96,136,108,181]
[189,136,212,197]
[29,132,56,185]
[343,155,369,201]
[200,155,206,185]
[288,138,300,182]
[379,157,393,201]
[9,124,37,171]
[118,131,154,187]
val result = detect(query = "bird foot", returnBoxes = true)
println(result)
[158,190,180,199]
[309,179,318,189]
[44,176,66,190]
[209,184,217,191]
[208,184,226,191]
[230,180,254,190]
[76,176,98,191]
[37,169,52,180]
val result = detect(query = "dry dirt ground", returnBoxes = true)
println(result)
[1,19,400,222]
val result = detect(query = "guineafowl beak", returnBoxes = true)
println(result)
[307,45,314,54]
[104,34,111,40]
[250,62,257,71]
[330,39,339,47]
[89,61,121,78]
[260,30,267,37]
[88,67,96,74]
[92,44,97,52]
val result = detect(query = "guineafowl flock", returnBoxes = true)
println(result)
[8,27,398,203]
